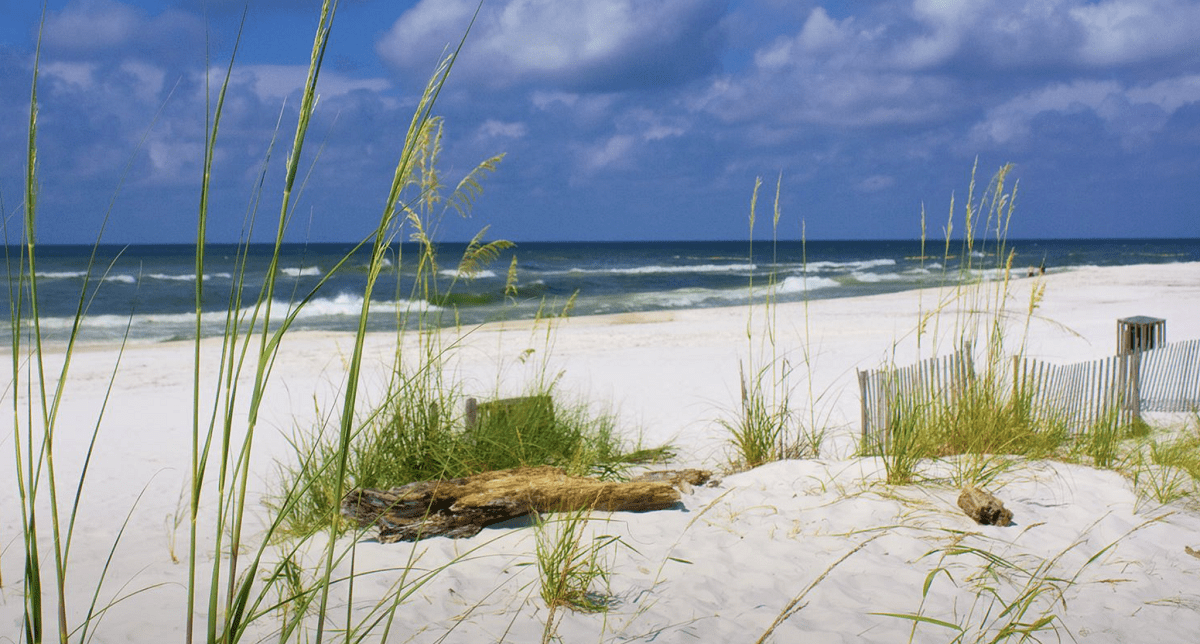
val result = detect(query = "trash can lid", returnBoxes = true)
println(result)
[1119,315,1165,324]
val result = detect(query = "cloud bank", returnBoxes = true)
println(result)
[0,0,1196,243]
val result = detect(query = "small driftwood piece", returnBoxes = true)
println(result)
[629,469,714,494]
[957,486,1013,526]
[342,466,686,542]
[1186,546,1200,560]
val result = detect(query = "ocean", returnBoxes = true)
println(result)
[6,238,1199,343]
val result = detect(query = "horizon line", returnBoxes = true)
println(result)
[18,235,1200,247]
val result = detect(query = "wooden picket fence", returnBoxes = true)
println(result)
[859,339,1200,443]
[857,344,975,445]
[1011,353,1138,432]
[1137,338,1200,412]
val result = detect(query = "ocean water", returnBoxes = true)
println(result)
[5,238,1198,343]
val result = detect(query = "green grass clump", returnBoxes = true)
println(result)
[1150,422,1200,480]
[532,508,624,643]
[860,164,1081,485]
[876,397,928,485]
[874,379,1072,485]
[930,383,1067,459]
[878,517,1161,643]
[534,509,620,613]
[1121,416,1200,507]
[877,541,1078,642]
[724,175,826,470]
[725,359,797,468]
[463,394,628,475]
[860,164,1196,494]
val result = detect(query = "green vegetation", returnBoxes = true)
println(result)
[532,509,624,643]
[858,164,1135,487]
[723,175,826,470]
[851,163,1199,521]
[1147,417,1200,481]
[1119,414,1200,507]
[874,374,1075,487]
[876,532,1106,643]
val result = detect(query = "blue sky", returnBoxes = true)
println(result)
[1,0,1198,244]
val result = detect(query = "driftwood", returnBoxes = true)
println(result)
[628,469,714,494]
[342,466,698,542]
[957,486,1013,526]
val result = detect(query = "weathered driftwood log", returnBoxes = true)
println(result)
[342,466,689,542]
[957,486,1013,526]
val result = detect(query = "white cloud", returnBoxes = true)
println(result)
[970,76,1200,148]
[119,61,166,102]
[44,0,141,51]
[754,36,794,71]
[895,0,979,69]
[643,124,685,141]
[41,0,204,62]
[1071,0,1200,66]
[531,91,621,128]
[41,62,98,90]
[972,80,1123,145]
[477,119,527,139]
[378,0,724,90]
[695,0,1200,133]
[146,137,205,184]
[621,107,687,141]
[218,65,390,103]
[700,59,957,128]
[1126,75,1200,113]
[531,90,580,110]
[755,1,1200,75]
[581,134,635,173]
[796,7,850,54]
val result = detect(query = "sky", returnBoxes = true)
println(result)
[1,0,1198,244]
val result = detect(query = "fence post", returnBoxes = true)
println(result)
[1012,355,1020,399]
[858,369,870,448]
[964,340,976,382]
[1129,351,1142,425]
[465,397,478,429]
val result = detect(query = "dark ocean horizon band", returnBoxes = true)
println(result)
[5,238,1198,343]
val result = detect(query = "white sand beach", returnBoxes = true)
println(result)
[3,262,1200,642]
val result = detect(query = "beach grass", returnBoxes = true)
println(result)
[1120,413,1200,508]
[1149,416,1200,481]
[8,10,124,641]
[854,162,1198,504]
[532,508,623,642]
[876,513,1166,643]
[6,0,511,641]
[723,175,825,470]
[857,164,1087,486]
